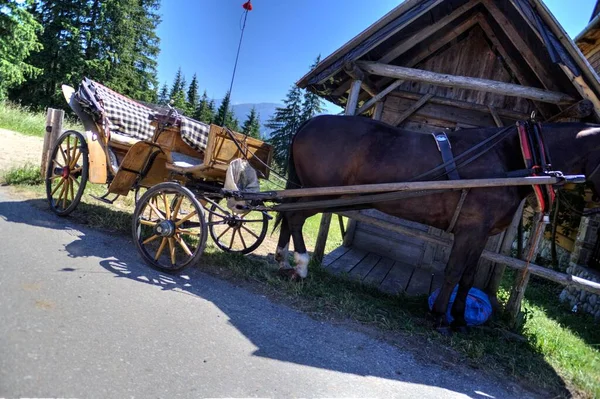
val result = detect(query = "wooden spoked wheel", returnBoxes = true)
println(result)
[132,182,208,273]
[45,130,89,216]
[207,201,269,255]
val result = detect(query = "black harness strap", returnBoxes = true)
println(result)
[432,132,461,180]
[431,131,468,233]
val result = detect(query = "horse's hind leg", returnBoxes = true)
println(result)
[431,227,488,332]
[275,214,292,270]
[288,211,311,280]
[450,231,489,331]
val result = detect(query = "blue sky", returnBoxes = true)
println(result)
[155,0,597,113]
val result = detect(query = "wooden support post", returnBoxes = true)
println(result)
[373,101,384,121]
[505,212,545,325]
[313,78,362,262]
[40,108,64,179]
[488,106,504,127]
[392,93,434,126]
[357,80,403,115]
[546,99,594,122]
[356,61,576,105]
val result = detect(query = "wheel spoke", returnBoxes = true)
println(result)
[69,175,80,187]
[51,178,65,196]
[168,237,176,265]
[163,193,171,220]
[69,178,74,203]
[155,238,167,260]
[171,195,184,221]
[59,144,68,165]
[70,151,82,169]
[177,228,201,236]
[228,229,236,249]
[66,137,71,165]
[62,180,68,209]
[175,235,193,256]
[71,136,79,162]
[175,210,198,226]
[52,159,64,169]
[139,219,158,227]
[237,229,247,249]
[147,200,166,220]
[241,225,260,240]
[50,175,62,181]
[57,181,67,209]
[142,234,160,245]
[217,226,231,241]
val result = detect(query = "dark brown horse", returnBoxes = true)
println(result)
[274,114,600,331]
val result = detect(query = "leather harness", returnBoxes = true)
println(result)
[432,119,556,233]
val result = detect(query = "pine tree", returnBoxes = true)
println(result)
[301,55,325,120]
[157,82,169,104]
[194,90,214,123]
[169,67,184,99]
[0,0,43,100]
[241,106,261,139]
[214,91,240,130]
[169,70,187,111]
[265,85,304,172]
[186,73,199,115]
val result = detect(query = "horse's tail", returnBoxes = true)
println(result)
[271,118,310,234]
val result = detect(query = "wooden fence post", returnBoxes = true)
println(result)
[40,108,64,179]
[505,211,545,326]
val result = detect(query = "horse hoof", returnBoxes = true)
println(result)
[436,326,453,337]
[451,325,471,334]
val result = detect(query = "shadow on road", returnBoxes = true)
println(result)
[0,194,567,399]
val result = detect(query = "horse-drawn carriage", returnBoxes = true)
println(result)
[46,78,274,270]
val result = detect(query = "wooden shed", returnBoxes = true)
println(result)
[296,0,600,298]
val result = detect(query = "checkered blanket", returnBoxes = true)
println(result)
[75,78,210,152]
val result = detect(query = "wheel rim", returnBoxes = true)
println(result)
[208,202,268,254]
[46,131,87,215]
[134,184,207,271]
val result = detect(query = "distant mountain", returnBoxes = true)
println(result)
[211,99,281,139]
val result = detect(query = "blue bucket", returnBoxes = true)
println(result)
[428,285,492,326]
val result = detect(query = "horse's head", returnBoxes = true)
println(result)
[567,124,600,201]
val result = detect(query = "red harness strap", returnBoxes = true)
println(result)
[517,121,555,216]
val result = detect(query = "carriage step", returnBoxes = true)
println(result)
[90,192,120,205]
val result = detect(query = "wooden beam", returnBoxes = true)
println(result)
[392,93,434,126]
[505,213,546,325]
[488,106,504,127]
[379,0,482,64]
[486,199,525,295]
[482,0,560,93]
[373,101,384,121]
[304,0,445,86]
[41,108,64,179]
[547,99,594,122]
[392,89,531,120]
[356,61,576,105]
[356,79,404,115]
[345,79,362,116]
[344,63,378,97]
[558,64,600,120]
[338,210,600,296]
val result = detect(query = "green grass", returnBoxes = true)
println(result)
[4,161,599,398]
[1,163,43,186]
[0,101,81,137]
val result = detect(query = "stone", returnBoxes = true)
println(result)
[595,310,600,320]
[580,291,588,302]
[590,294,597,307]
[560,290,568,303]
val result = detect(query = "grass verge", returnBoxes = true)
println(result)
[1,163,43,186]
[3,172,599,398]
[0,101,81,137]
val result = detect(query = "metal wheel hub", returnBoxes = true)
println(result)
[155,220,176,237]
[61,166,70,179]
[225,215,243,228]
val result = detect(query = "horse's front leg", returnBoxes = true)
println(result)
[431,226,488,333]
[275,215,292,270]
[290,212,310,281]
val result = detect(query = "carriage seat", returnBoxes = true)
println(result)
[170,151,204,168]
[109,131,141,146]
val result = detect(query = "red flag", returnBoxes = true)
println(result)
[242,1,253,11]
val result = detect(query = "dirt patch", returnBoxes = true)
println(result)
[0,128,44,171]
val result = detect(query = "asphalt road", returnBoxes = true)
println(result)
[0,189,540,398]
